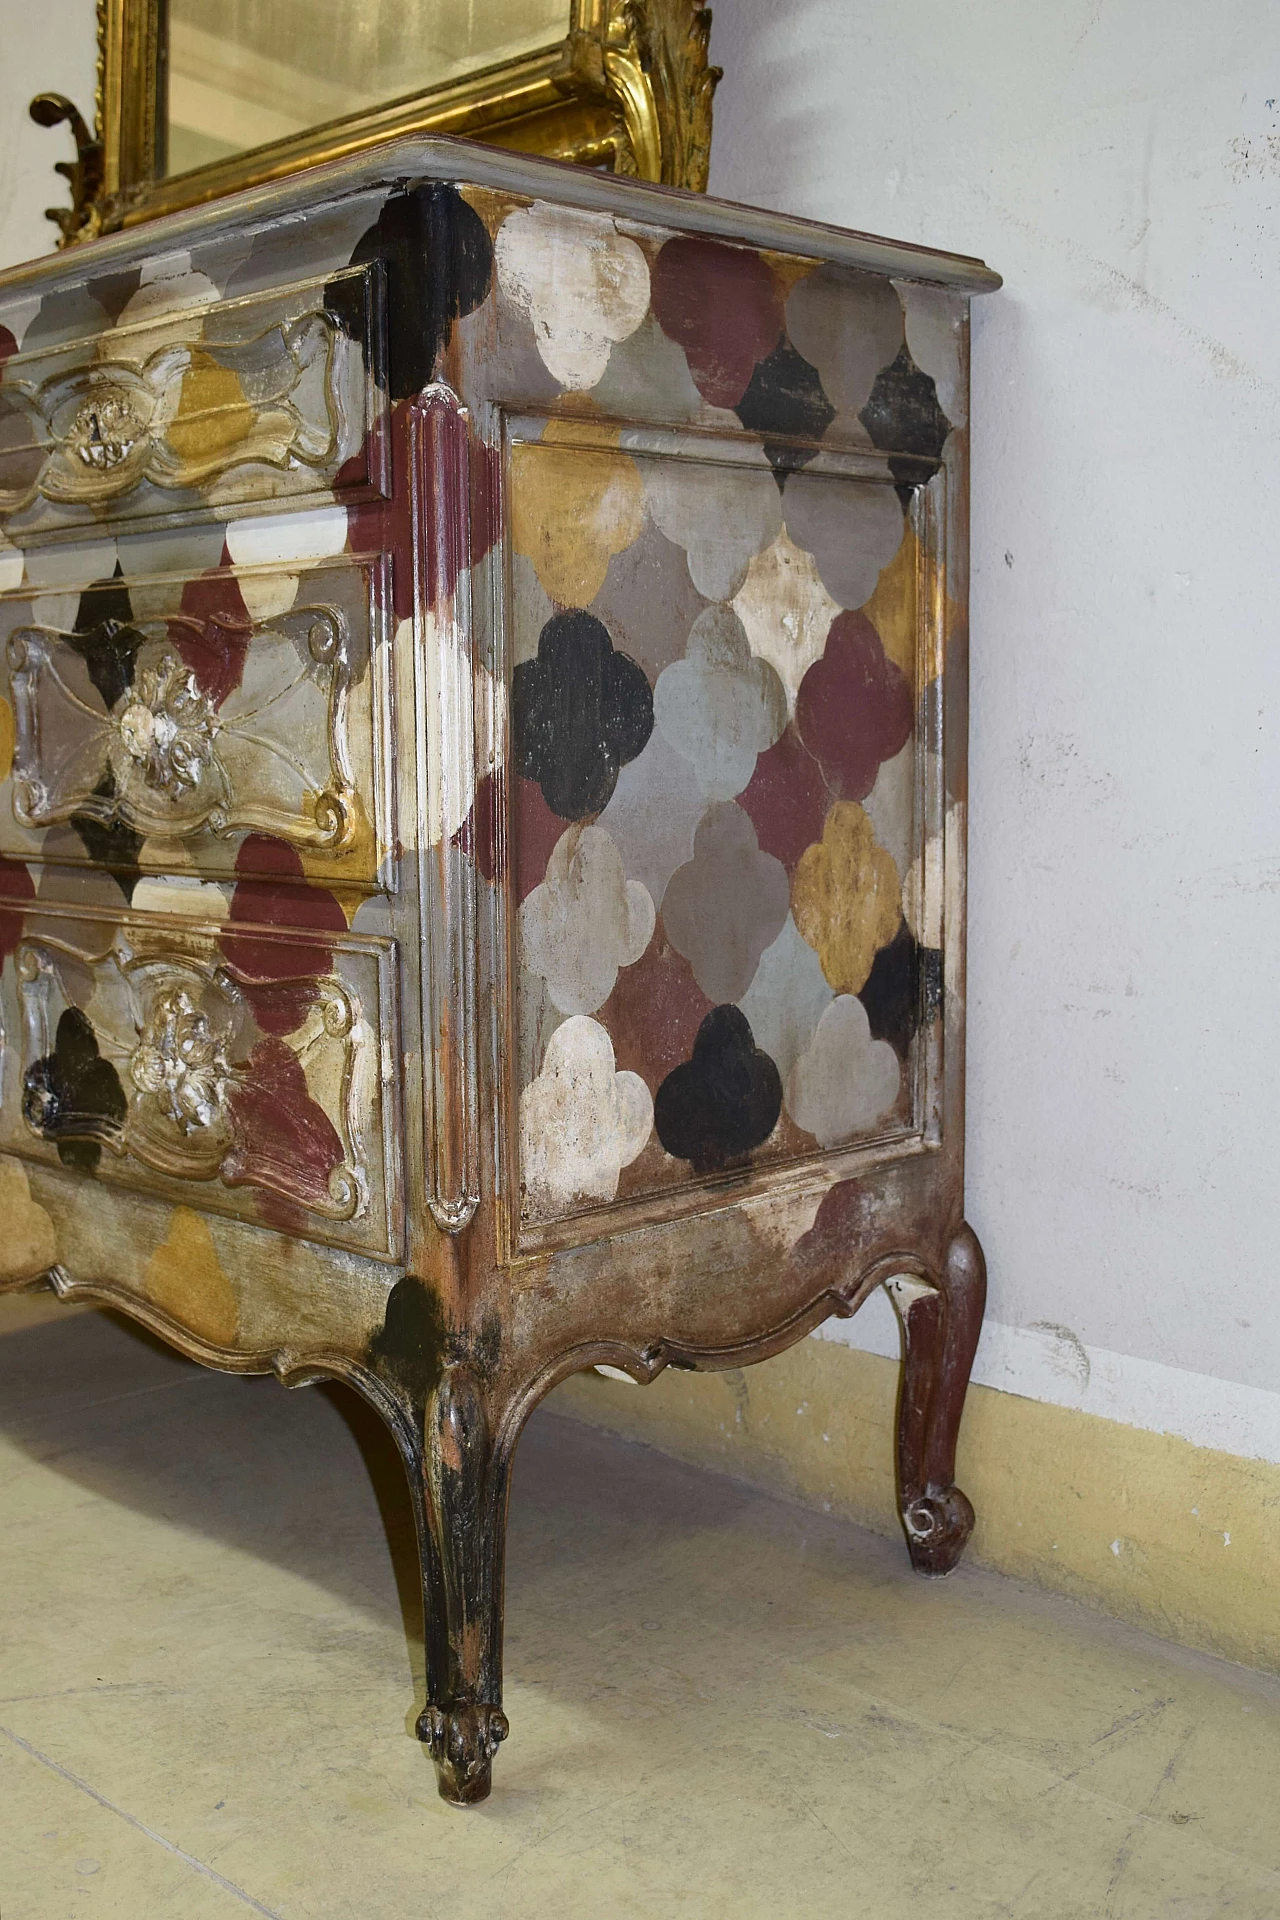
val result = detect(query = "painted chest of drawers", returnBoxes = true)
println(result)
[0,137,1000,1803]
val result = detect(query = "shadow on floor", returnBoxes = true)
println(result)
[0,1300,800,1699]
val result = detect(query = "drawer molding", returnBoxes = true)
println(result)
[0,265,387,540]
[12,921,392,1238]
[2,316,338,518]
[8,601,364,853]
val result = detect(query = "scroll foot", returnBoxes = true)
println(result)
[417,1700,509,1806]
[889,1220,987,1578]
[411,1362,512,1804]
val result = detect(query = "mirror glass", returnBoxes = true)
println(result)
[165,0,570,175]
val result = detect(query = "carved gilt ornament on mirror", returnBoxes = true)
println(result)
[30,0,719,244]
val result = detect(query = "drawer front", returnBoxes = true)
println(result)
[0,266,386,546]
[0,898,402,1260]
[0,552,392,892]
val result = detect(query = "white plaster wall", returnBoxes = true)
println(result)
[0,0,96,272]
[1,0,1278,1436]
[705,2,1280,1412]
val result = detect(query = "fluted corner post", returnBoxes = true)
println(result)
[887,1221,987,1577]
[409,386,481,1237]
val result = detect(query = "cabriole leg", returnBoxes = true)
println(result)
[887,1220,987,1577]
[413,1362,509,1805]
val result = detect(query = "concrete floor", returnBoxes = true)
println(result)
[2,1299,1280,1920]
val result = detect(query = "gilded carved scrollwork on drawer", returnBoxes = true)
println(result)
[0,904,402,1259]
[0,553,391,888]
[0,266,386,543]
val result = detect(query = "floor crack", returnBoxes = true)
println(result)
[0,1721,283,1918]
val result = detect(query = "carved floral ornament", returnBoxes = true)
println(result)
[6,607,358,849]
[113,656,218,799]
[129,985,233,1134]
[65,386,144,474]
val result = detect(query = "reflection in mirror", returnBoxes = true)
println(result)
[165,0,570,176]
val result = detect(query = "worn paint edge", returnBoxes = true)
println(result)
[553,1337,1280,1677]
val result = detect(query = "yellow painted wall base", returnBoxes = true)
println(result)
[551,1338,1280,1676]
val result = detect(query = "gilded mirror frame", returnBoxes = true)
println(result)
[31,0,719,245]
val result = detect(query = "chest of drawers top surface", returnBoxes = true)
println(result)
[0,135,995,529]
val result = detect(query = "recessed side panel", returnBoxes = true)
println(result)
[504,420,944,1249]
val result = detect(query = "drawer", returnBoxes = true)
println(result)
[0,266,387,546]
[0,898,402,1261]
[0,551,392,892]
